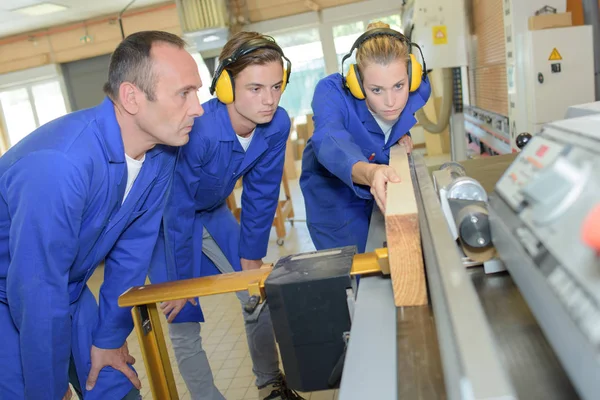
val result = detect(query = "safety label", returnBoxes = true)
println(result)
[432,25,447,45]
[548,48,562,61]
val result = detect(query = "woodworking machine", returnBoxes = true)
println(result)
[489,112,600,400]
[340,108,600,400]
[118,108,600,400]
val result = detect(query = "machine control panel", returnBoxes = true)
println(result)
[497,126,600,326]
[492,112,600,399]
[496,136,564,211]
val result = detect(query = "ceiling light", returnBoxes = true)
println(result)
[13,3,68,16]
[203,35,220,43]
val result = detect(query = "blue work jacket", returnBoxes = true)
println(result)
[0,97,176,399]
[149,98,290,322]
[300,73,431,253]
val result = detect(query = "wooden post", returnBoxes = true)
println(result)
[384,145,428,306]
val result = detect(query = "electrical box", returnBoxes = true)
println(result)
[403,0,469,69]
[523,25,595,135]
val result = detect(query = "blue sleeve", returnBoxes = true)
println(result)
[239,117,291,260]
[311,79,372,200]
[160,135,208,282]
[92,152,175,349]
[5,151,87,399]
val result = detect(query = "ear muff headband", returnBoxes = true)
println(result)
[209,36,292,104]
[341,28,427,99]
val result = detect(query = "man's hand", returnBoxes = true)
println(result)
[398,135,413,154]
[86,343,141,392]
[241,258,263,271]
[62,386,72,400]
[160,298,198,323]
[368,165,401,213]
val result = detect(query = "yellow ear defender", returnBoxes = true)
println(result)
[210,36,292,104]
[341,28,427,100]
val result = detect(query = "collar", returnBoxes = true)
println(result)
[94,97,126,163]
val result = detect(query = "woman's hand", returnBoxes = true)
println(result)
[398,135,413,154]
[368,165,401,213]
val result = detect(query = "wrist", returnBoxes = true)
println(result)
[367,164,382,187]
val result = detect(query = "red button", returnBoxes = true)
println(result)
[536,144,549,158]
[582,204,600,252]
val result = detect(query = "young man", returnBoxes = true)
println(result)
[149,32,302,400]
[0,31,203,400]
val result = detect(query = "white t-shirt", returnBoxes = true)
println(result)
[369,109,399,145]
[236,129,255,152]
[123,153,145,203]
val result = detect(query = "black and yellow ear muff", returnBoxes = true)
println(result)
[209,36,292,105]
[340,27,427,100]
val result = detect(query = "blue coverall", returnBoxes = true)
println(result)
[300,73,431,253]
[149,98,290,322]
[0,97,176,399]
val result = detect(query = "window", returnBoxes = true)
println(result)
[31,81,68,126]
[270,28,327,118]
[368,14,402,32]
[189,51,215,104]
[332,14,402,74]
[334,21,365,73]
[0,79,68,148]
[0,88,37,148]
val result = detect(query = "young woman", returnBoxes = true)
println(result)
[300,22,432,253]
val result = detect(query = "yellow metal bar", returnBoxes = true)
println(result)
[350,248,388,276]
[375,247,390,275]
[121,250,387,399]
[119,266,273,307]
[131,304,178,399]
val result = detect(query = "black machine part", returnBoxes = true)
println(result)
[459,209,492,248]
[264,246,357,393]
[516,132,533,149]
[448,199,492,248]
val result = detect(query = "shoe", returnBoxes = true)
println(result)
[258,374,305,400]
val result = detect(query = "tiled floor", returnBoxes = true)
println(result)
[83,154,450,399]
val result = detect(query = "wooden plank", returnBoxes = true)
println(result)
[122,6,182,35]
[0,38,51,64]
[0,54,50,75]
[385,145,428,307]
[53,40,119,63]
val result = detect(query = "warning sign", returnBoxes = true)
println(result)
[432,25,447,45]
[549,48,562,61]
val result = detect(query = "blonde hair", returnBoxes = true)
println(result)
[356,21,410,70]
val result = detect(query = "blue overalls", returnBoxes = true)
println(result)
[300,73,431,253]
[0,97,176,399]
[149,98,290,322]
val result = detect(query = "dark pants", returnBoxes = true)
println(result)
[68,356,141,400]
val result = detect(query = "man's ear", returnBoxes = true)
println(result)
[118,82,140,115]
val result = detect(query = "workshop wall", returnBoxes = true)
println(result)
[0,3,181,75]
[61,54,112,111]
[244,0,363,23]
[468,0,508,117]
